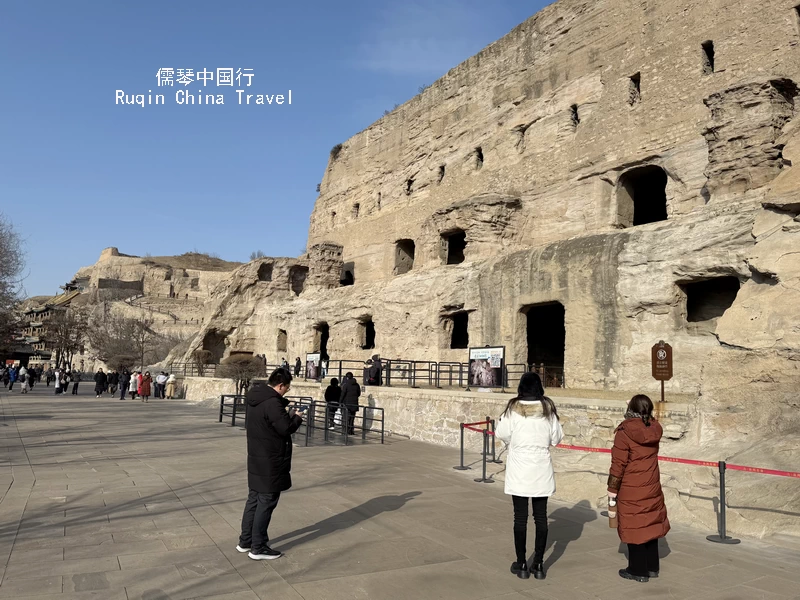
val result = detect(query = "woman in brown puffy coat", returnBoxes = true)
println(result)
[607,394,670,583]
[138,371,152,403]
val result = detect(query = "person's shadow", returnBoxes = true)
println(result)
[538,499,597,568]
[269,492,421,551]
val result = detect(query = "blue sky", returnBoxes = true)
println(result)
[1,0,549,296]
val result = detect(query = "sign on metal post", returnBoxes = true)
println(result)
[651,340,672,403]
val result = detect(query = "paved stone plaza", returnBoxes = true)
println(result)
[0,387,798,600]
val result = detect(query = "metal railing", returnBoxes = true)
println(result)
[191,359,565,391]
[218,393,385,447]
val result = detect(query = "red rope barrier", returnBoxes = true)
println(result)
[464,424,494,434]
[554,444,800,478]
[463,420,490,428]
[727,464,800,479]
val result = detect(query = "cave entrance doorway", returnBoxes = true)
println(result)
[617,165,668,227]
[358,317,376,350]
[521,303,565,385]
[314,322,330,361]
[441,229,467,265]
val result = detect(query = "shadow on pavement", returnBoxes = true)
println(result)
[541,499,597,568]
[269,491,422,551]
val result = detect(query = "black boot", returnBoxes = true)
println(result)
[532,562,545,580]
[510,561,530,579]
[619,568,649,583]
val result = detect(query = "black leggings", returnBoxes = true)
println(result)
[627,538,659,576]
[512,496,548,564]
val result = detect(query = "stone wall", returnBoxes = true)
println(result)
[182,377,797,539]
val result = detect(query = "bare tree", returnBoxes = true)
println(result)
[87,312,176,370]
[192,349,213,376]
[249,250,266,261]
[0,214,23,355]
[48,308,88,369]
[217,355,266,395]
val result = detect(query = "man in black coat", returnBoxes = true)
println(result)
[339,372,361,434]
[118,370,131,400]
[94,369,107,398]
[237,368,305,560]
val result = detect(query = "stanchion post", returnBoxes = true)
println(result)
[361,406,367,441]
[474,430,495,484]
[219,395,224,422]
[324,405,330,443]
[706,461,741,544]
[454,423,470,470]
[304,406,310,447]
[231,397,238,427]
[489,419,502,464]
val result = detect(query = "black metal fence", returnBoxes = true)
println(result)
[178,359,565,390]
[217,394,385,447]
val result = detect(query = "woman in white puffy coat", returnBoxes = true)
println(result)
[496,372,563,581]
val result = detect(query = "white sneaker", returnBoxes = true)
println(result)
[235,545,250,553]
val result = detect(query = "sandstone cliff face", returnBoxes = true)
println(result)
[173,0,800,536]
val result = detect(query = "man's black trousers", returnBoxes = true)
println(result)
[239,489,281,552]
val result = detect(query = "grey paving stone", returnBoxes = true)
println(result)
[3,389,800,600]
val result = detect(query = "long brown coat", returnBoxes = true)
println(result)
[138,374,152,397]
[607,417,670,544]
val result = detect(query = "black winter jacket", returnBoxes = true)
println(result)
[245,383,303,493]
[339,378,361,411]
[324,384,340,405]
[94,372,107,388]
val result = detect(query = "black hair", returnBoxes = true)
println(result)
[330,377,339,386]
[345,371,353,378]
[268,368,293,387]
[502,372,559,420]
[628,394,654,427]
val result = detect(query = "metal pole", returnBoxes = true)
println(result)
[324,405,330,443]
[386,361,392,387]
[454,423,470,470]
[489,419,502,464]
[706,461,741,544]
[304,406,310,447]
[380,408,384,444]
[362,406,367,441]
[474,431,495,484]
[343,407,349,446]
[661,380,665,403]
[219,395,224,422]
[231,397,237,427]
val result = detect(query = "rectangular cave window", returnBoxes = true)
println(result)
[628,72,641,105]
[448,312,470,349]
[438,165,446,183]
[394,239,415,275]
[289,266,308,296]
[277,329,287,352]
[358,318,376,350]
[257,263,273,282]
[474,147,484,170]
[522,303,565,376]
[617,165,668,227]
[405,178,414,196]
[377,192,382,210]
[352,203,360,218]
[340,262,354,286]
[441,229,467,265]
[701,41,715,75]
[681,277,740,323]
[795,5,800,35]
[570,104,580,128]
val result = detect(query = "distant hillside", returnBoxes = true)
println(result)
[143,252,243,272]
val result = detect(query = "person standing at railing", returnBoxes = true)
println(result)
[339,371,361,434]
[236,368,305,561]
[324,377,341,429]
[495,372,563,581]
[607,394,670,583]
[293,357,301,377]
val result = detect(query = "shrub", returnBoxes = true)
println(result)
[330,144,343,161]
